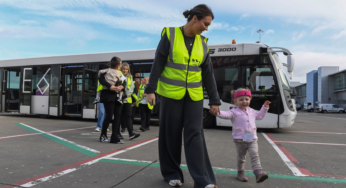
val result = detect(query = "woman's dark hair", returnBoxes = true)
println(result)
[183,4,214,22]
[109,56,121,68]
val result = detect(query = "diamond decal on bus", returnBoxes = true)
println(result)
[36,68,50,95]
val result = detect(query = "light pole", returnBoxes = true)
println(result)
[257,29,263,43]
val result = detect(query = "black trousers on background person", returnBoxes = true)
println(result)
[120,103,134,135]
[101,102,122,143]
[139,104,151,129]
[158,94,216,188]
[120,104,136,130]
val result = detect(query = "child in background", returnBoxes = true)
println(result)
[216,88,270,183]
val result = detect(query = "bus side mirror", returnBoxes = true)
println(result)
[287,55,295,72]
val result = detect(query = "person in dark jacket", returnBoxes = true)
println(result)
[145,4,220,188]
[99,56,127,144]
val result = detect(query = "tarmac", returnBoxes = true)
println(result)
[0,111,346,188]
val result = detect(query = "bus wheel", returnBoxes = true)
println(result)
[339,110,343,113]
[203,109,215,129]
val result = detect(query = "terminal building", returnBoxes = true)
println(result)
[292,66,346,108]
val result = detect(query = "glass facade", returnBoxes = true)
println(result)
[296,85,306,97]
[334,74,345,91]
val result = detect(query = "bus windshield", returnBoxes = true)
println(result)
[272,54,291,92]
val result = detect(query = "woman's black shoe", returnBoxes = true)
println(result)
[129,133,140,140]
[118,133,124,139]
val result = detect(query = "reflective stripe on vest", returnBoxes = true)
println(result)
[157,27,208,101]
[96,80,103,92]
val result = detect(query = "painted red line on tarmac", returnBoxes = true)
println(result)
[265,133,313,176]
[274,141,346,146]
[3,136,158,188]
[286,131,346,135]
[0,127,95,140]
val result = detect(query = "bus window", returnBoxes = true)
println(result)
[83,64,98,109]
[243,66,277,92]
[6,68,21,112]
[32,66,51,96]
[213,67,239,103]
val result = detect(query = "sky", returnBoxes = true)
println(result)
[0,0,346,83]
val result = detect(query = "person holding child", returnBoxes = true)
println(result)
[216,88,270,183]
[98,56,127,144]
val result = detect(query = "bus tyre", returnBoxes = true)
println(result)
[323,110,327,113]
[203,109,215,129]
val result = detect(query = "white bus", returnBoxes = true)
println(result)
[0,42,296,128]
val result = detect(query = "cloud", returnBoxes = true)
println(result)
[19,20,40,25]
[265,29,274,34]
[284,51,346,83]
[331,30,346,40]
[239,13,250,20]
[292,31,306,42]
[136,37,150,43]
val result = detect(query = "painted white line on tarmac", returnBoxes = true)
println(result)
[104,157,255,173]
[0,126,95,140]
[286,131,346,135]
[19,137,158,187]
[274,141,346,146]
[261,132,308,177]
[19,123,100,153]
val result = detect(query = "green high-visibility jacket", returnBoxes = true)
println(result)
[157,27,208,101]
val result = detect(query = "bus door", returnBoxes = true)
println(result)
[4,68,21,112]
[49,65,61,116]
[31,66,51,115]
[19,67,33,114]
[62,65,83,117]
[240,57,283,127]
[82,64,98,119]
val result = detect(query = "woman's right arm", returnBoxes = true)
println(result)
[145,29,170,94]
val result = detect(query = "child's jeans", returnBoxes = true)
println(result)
[234,139,262,171]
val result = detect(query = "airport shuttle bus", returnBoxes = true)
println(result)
[0,42,296,128]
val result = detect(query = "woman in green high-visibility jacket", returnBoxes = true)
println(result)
[146,4,221,188]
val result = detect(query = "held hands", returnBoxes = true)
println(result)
[146,93,156,106]
[142,93,147,97]
[209,105,220,116]
[264,100,271,108]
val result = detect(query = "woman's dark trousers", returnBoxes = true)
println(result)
[120,103,134,135]
[158,94,216,188]
[101,102,122,143]
[139,104,151,129]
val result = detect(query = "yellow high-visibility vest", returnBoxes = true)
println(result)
[157,27,208,101]
[137,84,153,110]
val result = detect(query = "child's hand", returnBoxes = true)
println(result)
[264,100,271,108]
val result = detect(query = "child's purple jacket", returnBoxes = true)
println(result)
[216,106,268,139]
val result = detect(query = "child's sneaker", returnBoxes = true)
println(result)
[254,169,268,183]
[237,170,248,182]
[205,185,217,188]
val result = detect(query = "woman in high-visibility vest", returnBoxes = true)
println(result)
[119,62,140,140]
[145,4,220,188]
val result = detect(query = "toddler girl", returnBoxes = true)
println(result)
[217,88,270,183]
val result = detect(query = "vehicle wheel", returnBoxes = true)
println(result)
[203,109,216,129]
[339,110,343,113]
[323,110,327,113]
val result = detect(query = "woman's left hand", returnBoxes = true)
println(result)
[209,105,220,116]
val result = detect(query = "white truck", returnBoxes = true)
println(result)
[303,102,314,112]
[316,104,345,113]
